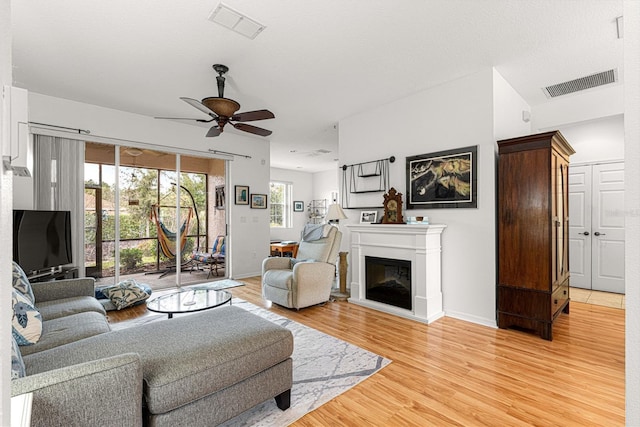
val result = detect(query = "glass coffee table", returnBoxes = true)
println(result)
[146,288,232,319]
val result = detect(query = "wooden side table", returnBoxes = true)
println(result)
[270,242,299,258]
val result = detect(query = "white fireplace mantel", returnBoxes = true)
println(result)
[346,223,446,323]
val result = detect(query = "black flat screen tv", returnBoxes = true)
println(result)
[13,209,73,275]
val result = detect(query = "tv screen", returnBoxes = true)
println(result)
[13,210,73,275]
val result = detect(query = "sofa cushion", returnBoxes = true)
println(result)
[12,261,35,304]
[101,280,150,310]
[12,290,42,346]
[23,306,294,415]
[37,296,107,321]
[19,311,111,357]
[263,270,293,291]
[11,335,26,379]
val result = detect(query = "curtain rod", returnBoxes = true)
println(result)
[29,122,91,135]
[29,122,246,160]
[208,149,252,159]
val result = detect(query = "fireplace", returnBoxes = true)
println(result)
[347,223,446,323]
[365,256,412,310]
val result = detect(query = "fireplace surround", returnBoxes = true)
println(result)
[347,223,446,323]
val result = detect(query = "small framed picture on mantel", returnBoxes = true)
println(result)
[360,210,377,224]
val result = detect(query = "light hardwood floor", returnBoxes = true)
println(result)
[108,277,625,426]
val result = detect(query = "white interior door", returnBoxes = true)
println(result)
[569,165,591,289]
[569,162,625,294]
[591,163,625,294]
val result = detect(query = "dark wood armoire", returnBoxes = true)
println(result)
[497,131,575,340]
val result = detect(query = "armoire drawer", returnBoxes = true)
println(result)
[551,282,569,318]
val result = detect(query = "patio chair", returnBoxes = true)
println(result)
[190,235,226,278]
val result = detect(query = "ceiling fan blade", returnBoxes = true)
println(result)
[232,122,272,137]
[231,109,275,122]
[180,97,218,117]
[206,126,222,137]
[154,116,215,123]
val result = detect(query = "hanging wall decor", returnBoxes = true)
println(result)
[215,185,225,209]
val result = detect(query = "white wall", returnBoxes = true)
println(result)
[339,68,498,326]
[0,0,12,422]
[531,84,623,131]
[624,0,640,423]
[269,167,313,242]
[548,115,624,164]
[493,69,532,141]
[26,93,272,279]
[312,168,339,203]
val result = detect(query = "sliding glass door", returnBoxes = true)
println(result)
[84,143,225,289]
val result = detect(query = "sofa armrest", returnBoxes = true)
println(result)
[293,262,336,286]
[31,277,96,302]
[13,353,143,427]
[262,257,292,273]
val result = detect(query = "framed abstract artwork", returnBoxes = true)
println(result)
[406,145,477,209]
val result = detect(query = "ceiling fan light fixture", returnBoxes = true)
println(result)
[201,97,241,117]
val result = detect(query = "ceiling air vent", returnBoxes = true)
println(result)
[542,69,617,98]
[208,3,265,39]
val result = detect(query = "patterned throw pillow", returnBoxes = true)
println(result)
[12,261,35,304]
[102,280,150,310]
[12,289,43,346]
[11,335,26,379]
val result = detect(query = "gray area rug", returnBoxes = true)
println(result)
[186,279,245,291]
[111,298,391,426]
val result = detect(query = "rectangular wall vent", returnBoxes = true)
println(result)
[542,69,617,98]
[208,3,265,39]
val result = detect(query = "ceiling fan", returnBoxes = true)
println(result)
[156,64,274,137]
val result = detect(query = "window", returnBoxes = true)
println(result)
[270,181,292,228]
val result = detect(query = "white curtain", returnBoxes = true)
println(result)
[33,135,85,276]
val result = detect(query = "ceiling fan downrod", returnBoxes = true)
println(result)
[213,64,228,98]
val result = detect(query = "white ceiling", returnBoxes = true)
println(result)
[11,0,623,172]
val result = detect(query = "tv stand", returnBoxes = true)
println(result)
[28,267,79,283]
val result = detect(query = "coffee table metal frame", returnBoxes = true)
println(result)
[146,288,232,318]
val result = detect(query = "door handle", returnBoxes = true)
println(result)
[594,232,606,236]
[580,231,590,236]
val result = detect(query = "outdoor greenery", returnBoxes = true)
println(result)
[85,164,207,275]
[270,181,286,227]
[120,247,143,270]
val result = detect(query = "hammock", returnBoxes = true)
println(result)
[150,205,193,259]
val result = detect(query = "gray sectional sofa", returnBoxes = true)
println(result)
[12,276,294,426]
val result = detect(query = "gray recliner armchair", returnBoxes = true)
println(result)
[262,225,342,309]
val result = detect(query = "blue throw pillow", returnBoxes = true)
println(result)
[11,335,26,379]
[12,289,43,346]
[12,261,35,304]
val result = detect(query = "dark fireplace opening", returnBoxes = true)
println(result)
[365,256,412,310]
